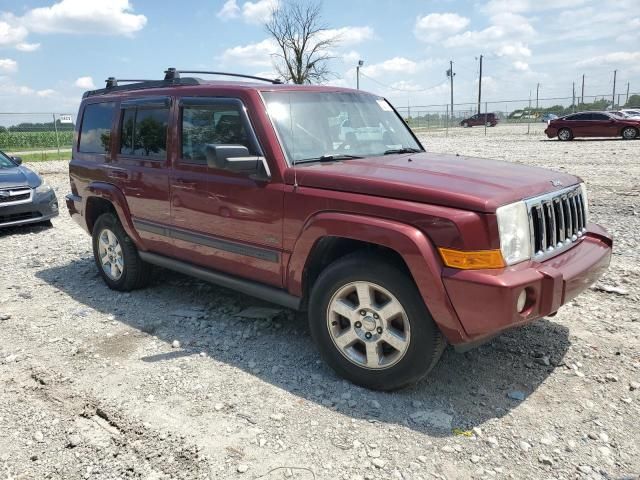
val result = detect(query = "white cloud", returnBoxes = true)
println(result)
[513,61,530,71]
[495,42,531,58]
[342,50,361,64]
[21,0,147,36]
[36,89,56,97]
[220,38,277,67]
[0,21,28,46]
[217,0,240,20]
[321,26,374,46]
[15,42,40,52]
[414,13,470,43]
[241,0,278,24]
[0,58,17,73]
[445,13,535,48]
[576,51,640,67]
[74,76,96,89]
[361,57,421,78]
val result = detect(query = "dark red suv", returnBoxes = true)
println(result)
[460,112,498,127]
[545,111,640,140]
[66,69,612,390]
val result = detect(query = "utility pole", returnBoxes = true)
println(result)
[356,59,363,90]
[477,55,483,114]
[535,83,540,111]
[581,74,585,105]
[572,82,576,113]
[446,60,455,122]
[625,82,630,106]
[611,69,617,109]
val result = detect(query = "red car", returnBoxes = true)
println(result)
[460,112,498,127]
[66,69,612,390]
[545,111,640,140]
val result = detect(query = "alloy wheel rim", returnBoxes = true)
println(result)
[623,128,636,139]
[98,228,124,280]
[559,130,570,140]
[326,281,411,370]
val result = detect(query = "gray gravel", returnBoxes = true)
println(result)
[1,124,638,479]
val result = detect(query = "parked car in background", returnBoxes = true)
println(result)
[460,112,498,127]
[67,69,612,390]
[620,108,640,119]
[544,111,640,141]
[0,149,58,228]
[540,113,558,123]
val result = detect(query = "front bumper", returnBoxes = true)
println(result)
[0,190,59,228]
[442,223,612,345]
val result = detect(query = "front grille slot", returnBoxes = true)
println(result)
[527,186,587,260]
[0,187,33,207]
[0,211,41,225]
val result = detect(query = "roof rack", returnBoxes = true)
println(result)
[164,67,283,84]
[83,67,283,98]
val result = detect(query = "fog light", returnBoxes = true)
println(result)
[516,290,527,313]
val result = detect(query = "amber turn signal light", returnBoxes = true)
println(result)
[439,248,506,270]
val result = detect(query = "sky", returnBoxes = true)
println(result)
[0,0,639,119]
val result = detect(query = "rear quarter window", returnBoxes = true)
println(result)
[79,102,115,154]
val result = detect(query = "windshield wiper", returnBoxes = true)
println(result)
[383,147,422,155]
[295,154,363,164]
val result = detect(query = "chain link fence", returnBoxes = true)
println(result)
[0,113,76,162]
[396,93,640,136]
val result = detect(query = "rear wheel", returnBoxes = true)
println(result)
[485,121,492,127]
[558,128,573,141]
[308,252,446,391]
[92,213,150,291]
[462,122,469,128]
[621,126,638,140]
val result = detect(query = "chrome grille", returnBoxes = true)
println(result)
[0,187,33,207]
[526,185,587,260]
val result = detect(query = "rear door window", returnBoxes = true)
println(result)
[119,98,170,159]
[590,113,609,121]
[79,102,115,154]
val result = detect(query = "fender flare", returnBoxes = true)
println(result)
[286,211,468,343]
[85,182,144,248]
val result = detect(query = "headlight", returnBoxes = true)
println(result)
[579,182,589,223]
[496,201,532,265]
[35,183,52,195]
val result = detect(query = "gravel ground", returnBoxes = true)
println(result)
[1,124,638,480]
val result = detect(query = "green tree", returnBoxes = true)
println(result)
[624,94,640,107]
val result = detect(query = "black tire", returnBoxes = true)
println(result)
[308,252,446,391]
[621,126,638,140]
[558,128,573,141]
[461,122,469,128]
[92,212,150,291]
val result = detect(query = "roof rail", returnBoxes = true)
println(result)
[164,67,283,84]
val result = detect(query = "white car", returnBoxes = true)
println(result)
[620,109,640,119]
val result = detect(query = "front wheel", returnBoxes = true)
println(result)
[308,252,446,391]
[461,122,469,128]
[92,213,150,291]
[558,128,573,141]
[622,127,638,140]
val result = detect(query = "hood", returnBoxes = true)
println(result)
[0,165,41,189]
[285,152,580,213]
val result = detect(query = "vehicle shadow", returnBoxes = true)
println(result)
[0,220,53,237]
[37,257,571,437]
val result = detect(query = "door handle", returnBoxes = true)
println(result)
[108,170,129,180]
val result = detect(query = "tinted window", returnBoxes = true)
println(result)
[181,104,254,164]
[79,102,115,153]
[591,113,609,121]
[566,113,590,121]
[119,107,169,158]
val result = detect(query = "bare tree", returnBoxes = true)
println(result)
[266,1,339,84]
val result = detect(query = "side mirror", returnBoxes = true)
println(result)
[11,156,22,165]
[205,144,271,181]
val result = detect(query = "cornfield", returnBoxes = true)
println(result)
[0,131,74,150]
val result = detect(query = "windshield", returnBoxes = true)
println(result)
[0,150,16,169]
[262,91,422,164]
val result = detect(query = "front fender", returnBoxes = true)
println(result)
[85,181,144,248]
[287,212,468,343]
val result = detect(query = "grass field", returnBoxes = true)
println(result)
[15,149,71,162]
[0,130,73,151]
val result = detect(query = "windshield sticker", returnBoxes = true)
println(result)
[376,99,392,112]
